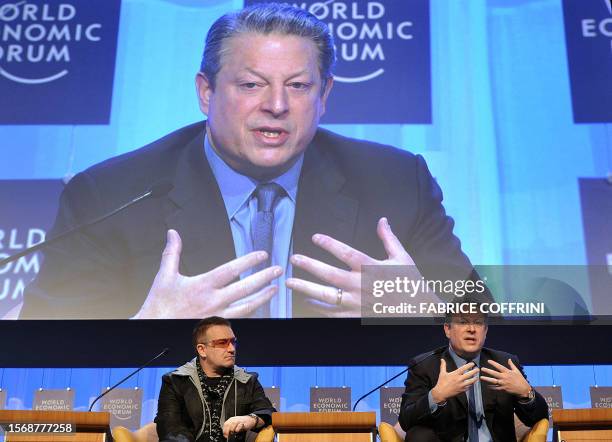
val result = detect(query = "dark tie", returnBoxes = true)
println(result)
[251,183,284,317]
[467,360,481,442]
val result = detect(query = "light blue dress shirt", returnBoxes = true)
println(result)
[204,135,303,318]
[428,346,493,442]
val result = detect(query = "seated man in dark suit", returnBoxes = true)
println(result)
[399,303,548,441]
[155,316,274,441]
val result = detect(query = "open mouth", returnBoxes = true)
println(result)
[259,129,282,138]
[252,126,290,146]
[254,126,288,139]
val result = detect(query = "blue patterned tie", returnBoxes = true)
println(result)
[251,183,284,317]
[467,360,481,442]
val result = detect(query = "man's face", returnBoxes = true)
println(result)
[196,32,333,180]
[198,325,236,374]
[444,313,488,359]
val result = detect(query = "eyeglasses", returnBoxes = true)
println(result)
[453,319,486,328]
[200,338,238,349]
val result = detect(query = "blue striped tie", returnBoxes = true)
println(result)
[467,360,481,442]
[251,183,284,317]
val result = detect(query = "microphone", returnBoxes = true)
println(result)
[0,181,173,268]
[352,346,446,411]
[88,347,170,412]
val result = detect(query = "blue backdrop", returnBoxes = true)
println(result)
[2,0,609,266]
[1,0,611,439]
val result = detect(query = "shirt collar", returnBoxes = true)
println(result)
[448,344,481,367]
[204,133,303,219]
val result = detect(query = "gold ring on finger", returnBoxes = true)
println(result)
[336,288,343,306]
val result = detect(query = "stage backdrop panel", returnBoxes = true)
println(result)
[0,0,122,124]
[579,178,612,316]
[562,0,612,123]
[0,179,63,318]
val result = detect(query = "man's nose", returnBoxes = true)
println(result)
[262,85,289,117]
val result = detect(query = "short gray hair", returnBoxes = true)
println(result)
[200,2,335,93]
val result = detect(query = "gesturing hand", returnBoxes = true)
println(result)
[480,359,531,398]
[430,359,479,404]
[133,229,282,319]
[286,217,425,317]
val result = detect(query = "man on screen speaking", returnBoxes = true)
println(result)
[20,3,476,319]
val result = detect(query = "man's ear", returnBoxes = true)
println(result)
[196,343,207,359]
[195,72,212,115]
[443,323,451,339]
[319,76,334,116]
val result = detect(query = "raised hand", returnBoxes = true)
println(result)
[286,217,428,317]
[430,359,479,404]
[133,229,282,319]
[480,359,531,398]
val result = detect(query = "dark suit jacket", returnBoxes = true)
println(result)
[399,347,548,442]
[21,121,474,319]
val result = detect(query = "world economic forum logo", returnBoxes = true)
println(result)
[562,0,612,123]
[0,0,121,124]
[244,0,431,124]
[303,1,414,84]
